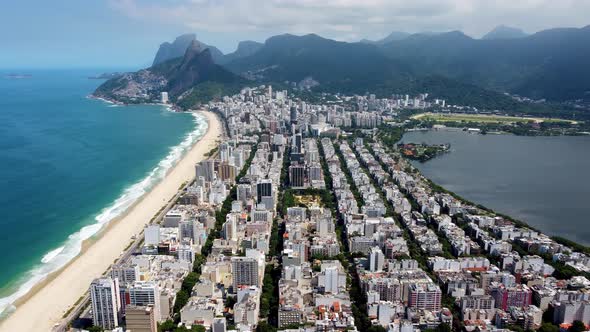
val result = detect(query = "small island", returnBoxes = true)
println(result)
[5,73,32,79]
[398,142,450,162]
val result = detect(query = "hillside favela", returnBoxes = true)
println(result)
[1,2,590,332]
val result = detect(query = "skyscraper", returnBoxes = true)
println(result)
[195,159,216,182]
[224,216,237,241]
[219,142,232,163]
[289,165,305,188]
[144,225,160,247]
[408,283,442,311]
[256,179,273,203]
[125,305,157,332]
[293,133,302,153]
[128,281,161,322]
[290,106,298,124]
[111,263,139,285]
[237,183,252,203]
[160,92,169,104]
[90,277,120,329]
[369,247,385,272]
[217,162,237,183]
[212,317,227,332]
[232,257,259,289]
[322,266,344,294]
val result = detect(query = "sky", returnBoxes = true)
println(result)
[1,0,590,69]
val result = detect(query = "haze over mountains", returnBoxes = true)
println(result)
[481,25,528,40]
[97,25,590,110]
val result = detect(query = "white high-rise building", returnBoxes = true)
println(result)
[316,217,333,237]
[178,244,195,264]
[111,264,139,285]
[323,266,341,294]
[219,142,232,163]
[224,216,237,241]
[144,225,160,246]
[370,247,385,272]
[90,277,120,329]
[160,92,169,104]
[129,281,162,322]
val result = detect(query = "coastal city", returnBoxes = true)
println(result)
[4,2,590,332]
[45,86,590,332]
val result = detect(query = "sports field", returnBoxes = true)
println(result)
[412,112,576,124]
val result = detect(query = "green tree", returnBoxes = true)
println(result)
[256,321,277,332]
[87,327,104,332]
[569,320,586,332]
[158,319,176,332]
[435,323,452,332]
[367,325,387,332]
[538,322,559,332]
[173,290,190,313]
[190,325,206,332]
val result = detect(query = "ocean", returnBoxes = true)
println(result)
[0,69,207,316]
[402,129,590,245]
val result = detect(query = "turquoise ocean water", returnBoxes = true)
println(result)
[0,69,207,315]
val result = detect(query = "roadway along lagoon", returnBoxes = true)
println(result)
[402,129,590,245]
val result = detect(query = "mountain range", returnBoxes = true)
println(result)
[379,26,590,101]
[96,25,590,111]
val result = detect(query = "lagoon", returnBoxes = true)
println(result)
[402,130,590,245]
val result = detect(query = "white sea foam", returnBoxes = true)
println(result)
[0,111,208,319]
[40,246,65,264]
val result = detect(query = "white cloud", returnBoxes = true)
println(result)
[108,0,590,43]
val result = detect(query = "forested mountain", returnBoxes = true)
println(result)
[95,40,243,108]
[98,25,590,110]
[379,26,590,101]
[218,40,264,64]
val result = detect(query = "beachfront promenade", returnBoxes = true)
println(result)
[0,111,221,332]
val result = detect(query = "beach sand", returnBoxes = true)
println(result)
[0,110,221,332]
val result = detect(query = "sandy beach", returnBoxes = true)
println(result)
[0,110,221,332]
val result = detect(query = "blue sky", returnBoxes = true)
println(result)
[0,0,183,68]
[1,0,589,69]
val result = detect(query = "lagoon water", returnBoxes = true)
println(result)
[0,70,206,314]
[402,130,590,245]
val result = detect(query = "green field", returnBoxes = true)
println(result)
[412,112,576,124]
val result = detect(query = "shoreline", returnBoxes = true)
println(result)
[0,110,222,332]
[89,94,183,112]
